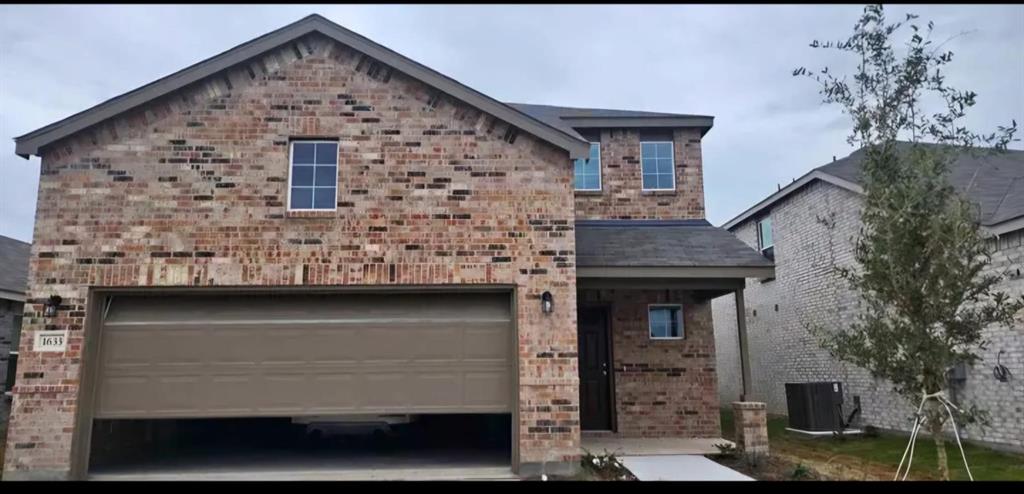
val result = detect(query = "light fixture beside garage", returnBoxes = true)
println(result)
[541,291,554,315]
[43,294,63,317]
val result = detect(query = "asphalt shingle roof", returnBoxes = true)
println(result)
[507,103,713,140]
[817,143,1024,227]
[576,220,773,268]
[0,235,30,295]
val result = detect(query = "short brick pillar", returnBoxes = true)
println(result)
[732,401,769,456]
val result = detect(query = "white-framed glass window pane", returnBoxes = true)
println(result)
[758,217,773,250]
[648,305,683,339]
[640,142,675,190]
[574,142,602,191]
[289,141,338,211]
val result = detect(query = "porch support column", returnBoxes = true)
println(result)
[735,287,752,401]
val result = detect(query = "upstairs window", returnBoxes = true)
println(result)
[757,216,774,261]
[649,305,684,339]
[640,141,675,191]
[289,141,338,211]
[574,142,602,191]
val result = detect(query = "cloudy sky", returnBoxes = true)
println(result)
[1,4,1021,242]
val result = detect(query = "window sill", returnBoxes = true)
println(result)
[285,210,337,219]
[640,190,678,197]
[574,190,604,196]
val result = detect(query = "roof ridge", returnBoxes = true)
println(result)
[14,14,590,159]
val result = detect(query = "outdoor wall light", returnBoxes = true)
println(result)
[43,295,62,318]
[541,291,553,315]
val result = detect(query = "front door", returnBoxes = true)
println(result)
[578,306,612,431]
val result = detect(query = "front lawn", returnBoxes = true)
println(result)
[719,409,1024,481]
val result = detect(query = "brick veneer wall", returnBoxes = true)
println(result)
[574,128,705,220]
[3,33,582,479]
[712,179,1024,451]
[580,289,721,438]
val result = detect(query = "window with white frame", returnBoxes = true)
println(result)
[648,305,683,339]
[757,216,774,261]
[640,141,675,190]
[574,142,602,191]
[288,141,338,211]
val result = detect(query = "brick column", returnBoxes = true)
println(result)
[732,401,769,456]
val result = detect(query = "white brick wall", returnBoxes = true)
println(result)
[712,179,1024,451]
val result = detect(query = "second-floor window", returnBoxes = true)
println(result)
[289,140,338,211]
[574,142,602,191]
[640,141,675,191]
[757,216,774,261]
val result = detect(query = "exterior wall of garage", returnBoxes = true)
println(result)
[3,33,580,479]
[579,289,721,438]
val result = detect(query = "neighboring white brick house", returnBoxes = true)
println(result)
[713,145,1024,452]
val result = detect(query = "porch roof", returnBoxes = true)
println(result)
[575,219,774,280]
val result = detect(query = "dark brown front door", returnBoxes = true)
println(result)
[578,306,612,431]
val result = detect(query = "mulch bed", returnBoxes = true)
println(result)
[708,453,825,481]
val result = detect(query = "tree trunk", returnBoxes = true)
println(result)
[931,421,950,481]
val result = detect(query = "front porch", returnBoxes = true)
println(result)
[574,220,774,446]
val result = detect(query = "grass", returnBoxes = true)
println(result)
[720,409,1024,481]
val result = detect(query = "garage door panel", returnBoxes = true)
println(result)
[464,325,512,360]
[94,292,513,418]
[464,372,512,408]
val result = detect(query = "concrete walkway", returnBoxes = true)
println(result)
[620,455,753,481]
[582,436,727,456]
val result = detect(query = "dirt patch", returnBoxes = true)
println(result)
[708,454,824,481]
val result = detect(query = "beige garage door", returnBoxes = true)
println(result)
[93,292,513,419]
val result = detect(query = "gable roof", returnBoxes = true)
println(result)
[13,14,590,159]
[722,142,1024,234]
[0,235,31,301]
[508,103,714,140]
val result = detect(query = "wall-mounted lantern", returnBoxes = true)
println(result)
[43,295,63,318]
[541,291,553,315]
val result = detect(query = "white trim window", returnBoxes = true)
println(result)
[757,216,774,261]
[640,141,675,191]
[648,304,683,339]
[288,140,339,211]
[574,142,602,191]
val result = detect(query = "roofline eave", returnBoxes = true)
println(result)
[13,14,590,160]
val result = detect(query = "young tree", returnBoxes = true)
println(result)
[794,4,1022,480]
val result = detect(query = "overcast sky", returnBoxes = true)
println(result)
[1,4,1021,242]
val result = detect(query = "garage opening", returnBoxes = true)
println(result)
[83,290,516,479]
[88,414,512,479]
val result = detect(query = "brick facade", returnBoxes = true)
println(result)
[3,33,581,479]
[579,289,720,438]
[574,128,705,220]
[732,401,769,455]
[4,25,722,479]
[712,179,1024,452]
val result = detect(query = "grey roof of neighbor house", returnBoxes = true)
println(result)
[508,103,714,140]
[575,220,774,269]
[723,142,1024,230]
[0,235,31,299]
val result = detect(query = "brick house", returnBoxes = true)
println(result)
[3,15,772,480]
[0,235,30,424]
[712,143,1024,452]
